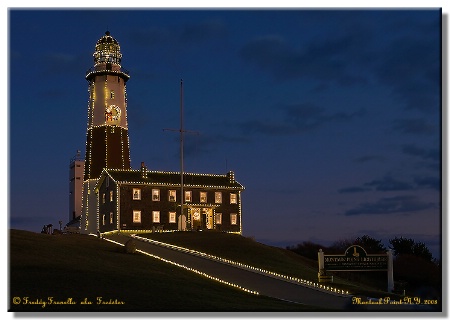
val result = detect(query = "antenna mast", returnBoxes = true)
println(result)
[162,79,199,231]
[180,79,185,231]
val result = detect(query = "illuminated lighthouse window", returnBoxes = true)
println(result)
[105,105,121,122]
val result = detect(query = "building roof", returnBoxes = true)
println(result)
[101,168,244,190]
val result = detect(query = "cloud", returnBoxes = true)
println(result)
[375,36,440,112]
[239,120,295,136]
[393,118,437,135]
[344,195,436,216]
[364,175,415,192]
[402,144,440,162]
[338,186,370,193]
[179,19,227,43]
[239,103,365,136]
[239,14,439,111]
[401,144,441,172]
[284,103,363,127]
[128,19,227,48]
[128,27,172,47]
[414,176,441,191]
[239,32,370,84]
[339,173,441,194]
[354,155,385,163]
[183,133,249,156]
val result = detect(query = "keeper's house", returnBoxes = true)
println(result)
[95,163,244,234]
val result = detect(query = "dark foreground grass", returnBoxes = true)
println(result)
[9,229,317,312]
[141,231,396,297]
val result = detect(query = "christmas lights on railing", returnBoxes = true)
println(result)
[86,68,130,79]
[99,236,260,296]
[88,124,129,131]
[127,234,350,297]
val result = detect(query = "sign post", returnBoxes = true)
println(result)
[387,249,394,293]
[318,249,333,282]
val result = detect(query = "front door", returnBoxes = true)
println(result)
[191,207,213,230]
[202,208,213,230]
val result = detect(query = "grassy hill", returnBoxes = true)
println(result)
[9,229,319,312]
[9,229,395,312]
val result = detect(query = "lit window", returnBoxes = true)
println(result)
[215,192,222,204]
[200,192,207,203]
[152,189,160,201]
[109,212,113,224]
[230,193,237,204]
[102,214,105,226]
[230,213,237,225]
[169,190,176,202]
[169,212,176,223]
[215,213,222,225]
[110,90,115,99]
[133,188,141,200]
[109,190,113,202]
[102,193,106,204]
[133,210,141,223]
[153,211,160,223]
[185,191,192,202]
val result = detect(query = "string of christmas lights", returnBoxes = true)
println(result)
[130,234,350,296]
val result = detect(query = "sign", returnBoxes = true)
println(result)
[324,245,388,271]
[317,245,394,292]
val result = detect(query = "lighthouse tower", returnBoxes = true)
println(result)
[81,31,131,234]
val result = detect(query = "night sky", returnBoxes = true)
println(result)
[7,8,443,259]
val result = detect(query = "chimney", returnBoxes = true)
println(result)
[140,162,148,179]
[227,171,235,184]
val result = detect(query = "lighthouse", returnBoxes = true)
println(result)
[84,31,131,179]
[81,31,132,234]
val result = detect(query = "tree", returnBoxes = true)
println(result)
[286,241,325,260]
[389,237,433,262]
[411,242,433,262]
[328,238,353,254]
[354,235,386,254]
[329,235,386,254]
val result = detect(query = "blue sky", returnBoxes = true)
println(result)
[6,7,444,258]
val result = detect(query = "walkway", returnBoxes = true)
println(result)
[104,233,354,310]
[103,233,437,311]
